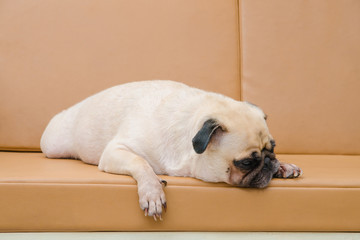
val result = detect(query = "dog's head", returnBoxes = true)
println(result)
[192,102,280,188]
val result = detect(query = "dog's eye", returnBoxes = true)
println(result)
[242,160,252,166]
[233,158,257,170]
[233,152,261,170]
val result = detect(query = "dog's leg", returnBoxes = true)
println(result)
[98,140,166,221]
[273,162,303,179]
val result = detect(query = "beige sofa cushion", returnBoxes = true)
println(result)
[0,0,241,151]
[240,0,360,154]
[1,152,360,231]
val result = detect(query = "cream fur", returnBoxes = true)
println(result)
[41,80,276,219]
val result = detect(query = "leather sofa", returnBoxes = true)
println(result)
[1,0,359,232]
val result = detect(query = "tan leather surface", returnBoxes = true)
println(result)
[0,0,240,151]
[2,0,359,155]
[1,152,360,231]
[240,0,360,154]
[2,152,360,188]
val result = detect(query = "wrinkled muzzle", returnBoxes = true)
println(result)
[242,150,280,188]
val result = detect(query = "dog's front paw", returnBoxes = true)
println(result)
[273,163,302,179]
[138,179,167,221]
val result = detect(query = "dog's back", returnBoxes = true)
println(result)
[40,80,212,165]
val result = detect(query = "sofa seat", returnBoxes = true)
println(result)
[1,151,359,232]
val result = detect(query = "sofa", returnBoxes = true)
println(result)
[1,0,359,232]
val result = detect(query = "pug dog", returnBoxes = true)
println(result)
[41,80,302,221]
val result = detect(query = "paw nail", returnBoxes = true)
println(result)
[161,180,167,187]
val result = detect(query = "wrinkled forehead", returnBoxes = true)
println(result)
[229,102,273,152]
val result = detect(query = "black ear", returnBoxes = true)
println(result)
[192,119,224,154]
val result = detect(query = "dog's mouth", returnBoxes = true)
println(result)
[248,163,280,188]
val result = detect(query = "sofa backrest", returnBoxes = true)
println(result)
[1,0,359,155]
[0,0,240,151]
[240,0,360,154]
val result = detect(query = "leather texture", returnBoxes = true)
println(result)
[240,0,360,154]
[1,152,360,231]
[0,0,241,151]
